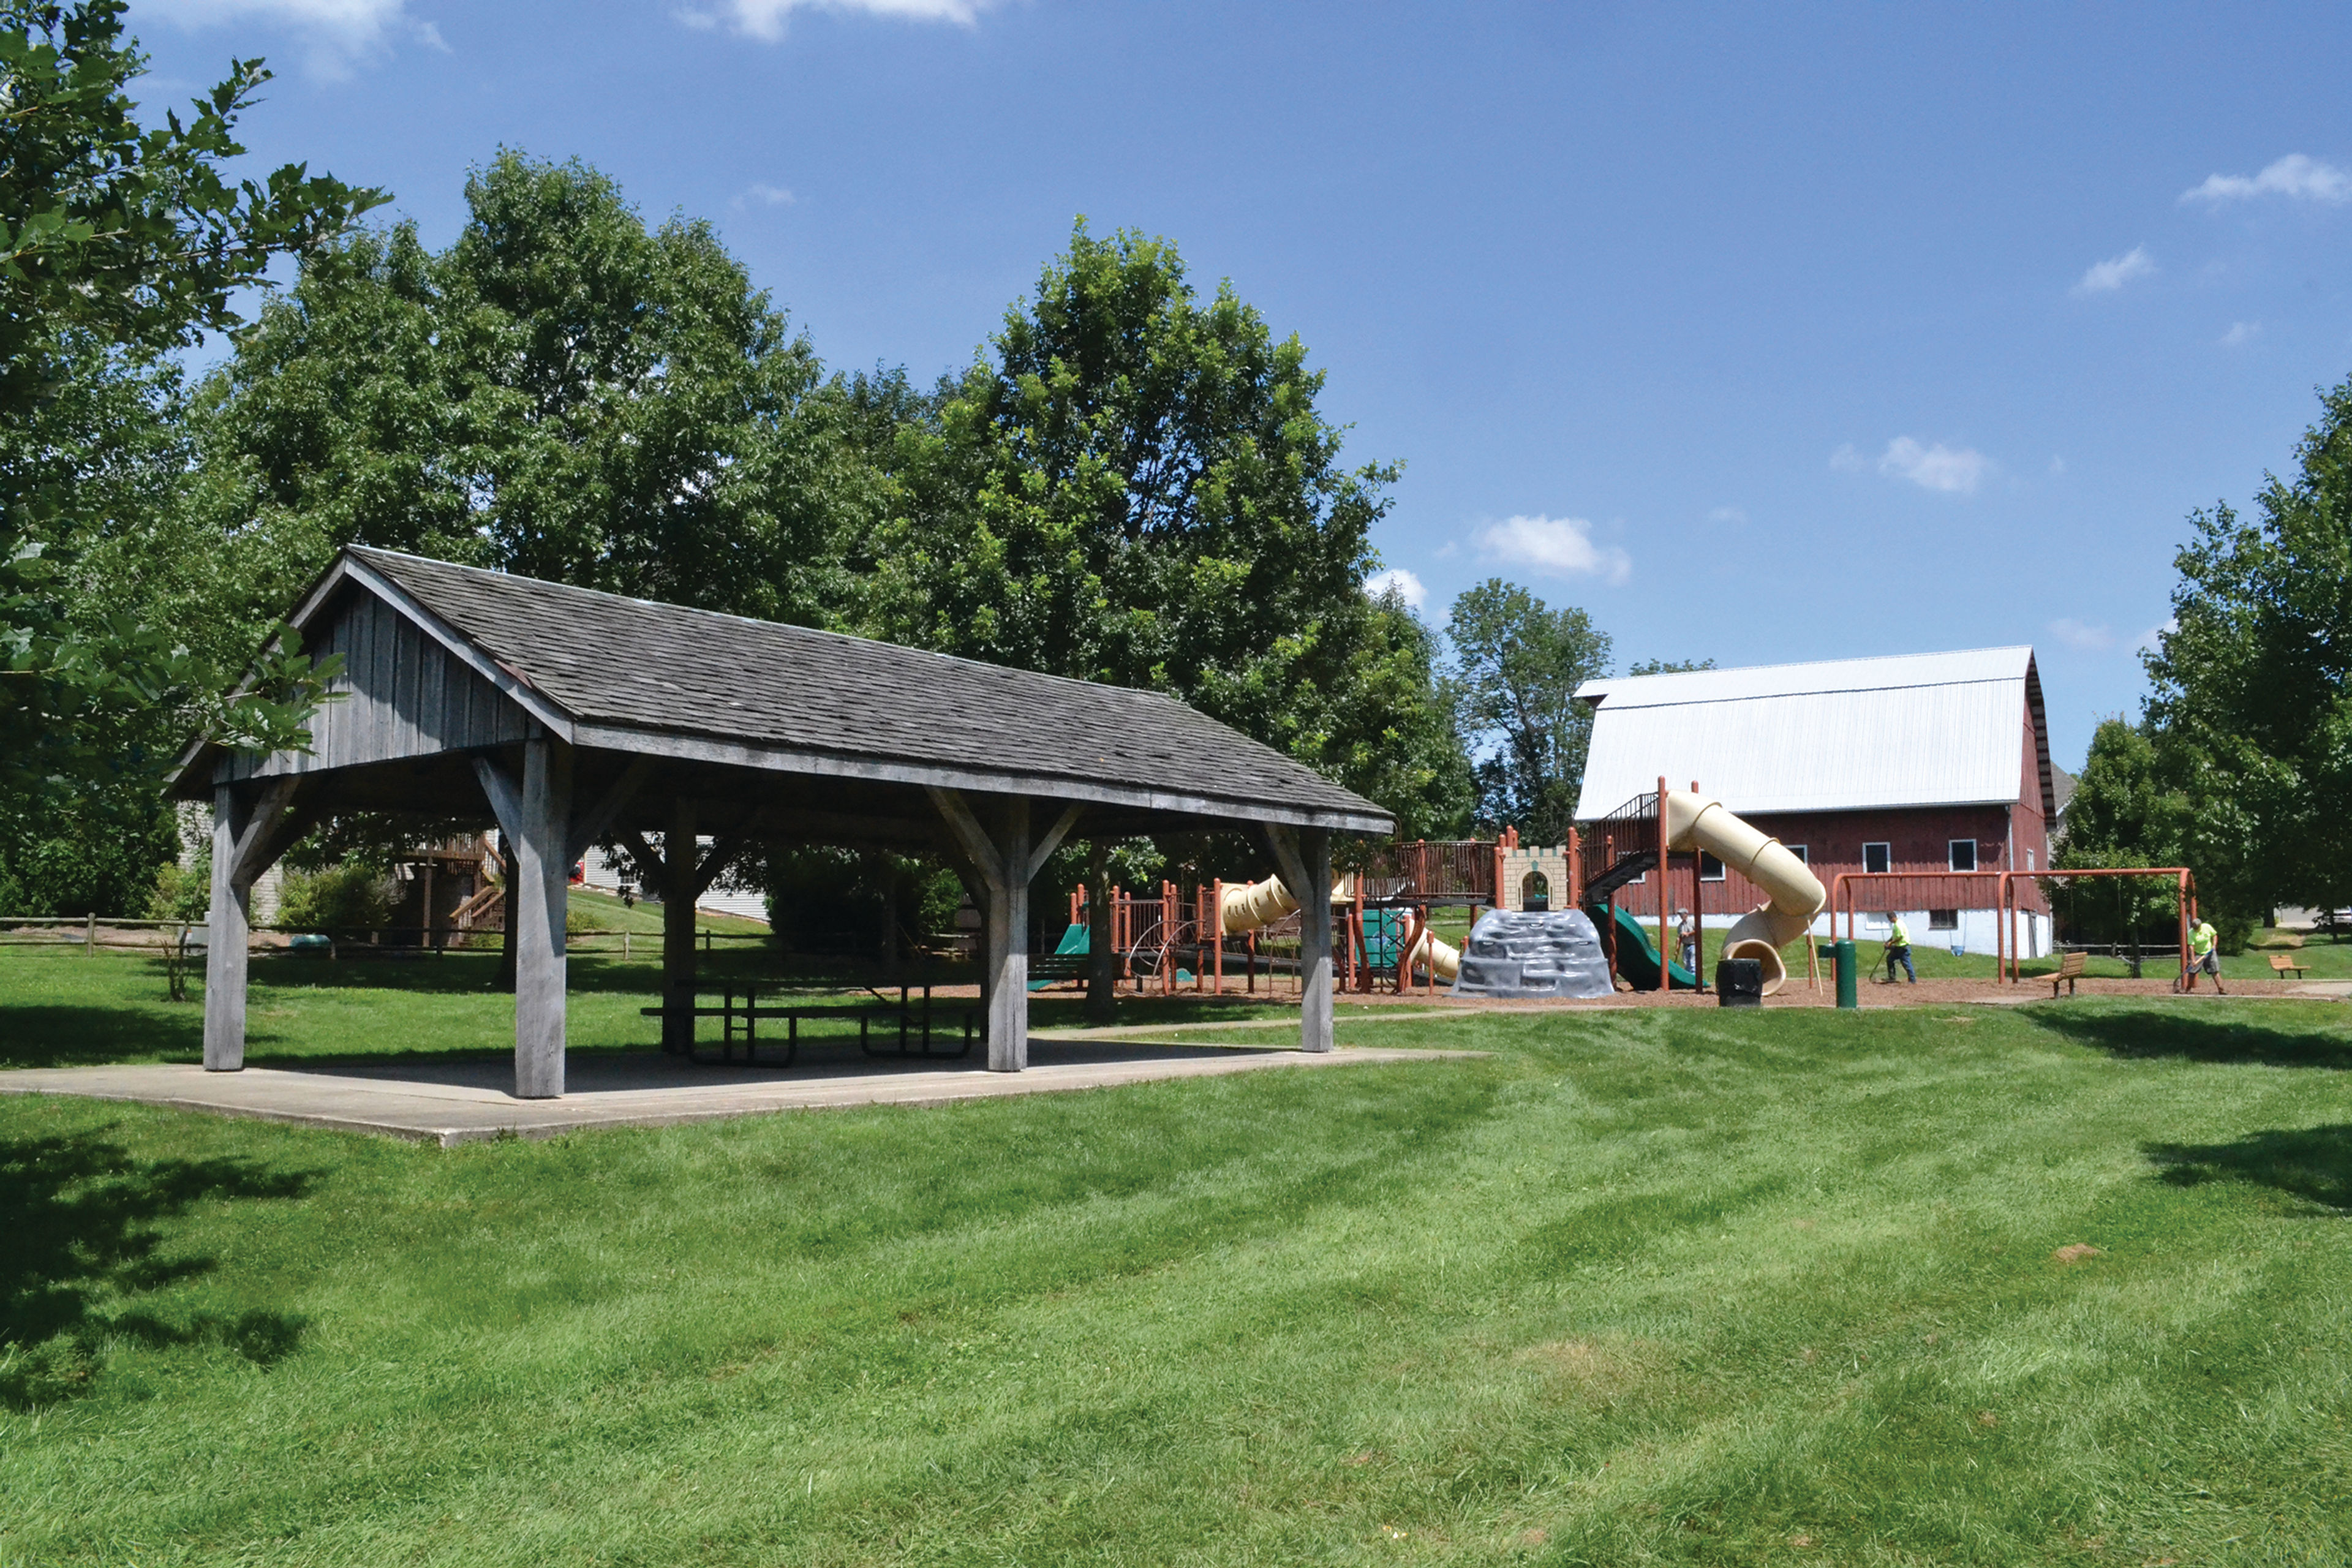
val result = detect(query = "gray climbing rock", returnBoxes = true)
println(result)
[1450,908,1615,1000]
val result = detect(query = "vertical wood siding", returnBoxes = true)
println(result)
[227,589,530,780]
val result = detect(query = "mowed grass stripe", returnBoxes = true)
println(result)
[3,960,2350,1564]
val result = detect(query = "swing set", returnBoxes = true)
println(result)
[1828,864,2198,986]
[2000,866,2197,986]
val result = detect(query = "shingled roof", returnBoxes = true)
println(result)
[184,546,1390,834]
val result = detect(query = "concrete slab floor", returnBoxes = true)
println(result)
[0,1039,1480,1147]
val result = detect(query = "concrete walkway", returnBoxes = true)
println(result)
[0,1039,1474,1146]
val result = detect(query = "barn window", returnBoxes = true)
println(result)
[1784,844,1809,864]
[1929,909,1959,930]
[1863,842,1891,875]
[1700,852,1726,882]
[1948,840,1978,873]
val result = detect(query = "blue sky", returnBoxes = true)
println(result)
[129,0,2352,769]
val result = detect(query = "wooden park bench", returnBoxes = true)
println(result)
[2269,952,2311,981]
[2049,950,2087,997]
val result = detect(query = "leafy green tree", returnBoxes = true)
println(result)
[867,222,1460,832]
[2050,718,2198,947]
[194,151,878,626]
[1446,579,1612,842]
[2,1,377,911]
[2144,374,2352,921]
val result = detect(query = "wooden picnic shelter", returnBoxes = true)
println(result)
[170,547,1393,1097]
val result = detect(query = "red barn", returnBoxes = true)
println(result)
[1572,647,2055,956]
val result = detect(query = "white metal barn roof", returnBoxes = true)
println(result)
[1572,647,2052,820]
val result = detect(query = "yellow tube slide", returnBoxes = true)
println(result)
[1660,790,1826,996]
[1218,876,1462,984]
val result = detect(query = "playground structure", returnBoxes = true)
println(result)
[1574,779,1828,996]
[1065,869,1469,999]
[1054,775,1834,1001]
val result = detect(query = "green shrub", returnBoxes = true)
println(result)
[277,863,396,932]
[2214,909,2255,956]
[146,851,213,922]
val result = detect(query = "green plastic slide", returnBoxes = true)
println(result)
[1610,904,1698,990]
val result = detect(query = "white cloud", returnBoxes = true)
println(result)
[2074,245,2155,295]
[2136,618,2177,654]
[2220,320,2261,347]
[141,0,432,74]
[2180,154,2352,206]
[696,0,991,40]
[1363,568,1427,609]
[2048,618,2113,651]
[1474,515,1632,586]
[1828,443,1866,473]
[2048,454,2067,477]
[1877,437,1989,494]
[731,183,797,211]
[1706,505,1747,526]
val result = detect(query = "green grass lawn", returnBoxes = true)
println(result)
[5,954,2352,1564]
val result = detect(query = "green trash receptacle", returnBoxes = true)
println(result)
[1832,939,1858,1009]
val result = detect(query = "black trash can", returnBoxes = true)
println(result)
[1715,957,1764,1006]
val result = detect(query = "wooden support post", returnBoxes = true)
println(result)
[1085,841,1115,1025]
[983,797,1030,1071]
[511,737,572,1098]
[202,776,303,1072]
[492,832,518,991]
[1301,830,1333,1050]
[203,786,252,1071]
[663,797,696,1057]
[929,790,1075,1073]
[1566,827,1581,907]
[1261,825,1333,1052]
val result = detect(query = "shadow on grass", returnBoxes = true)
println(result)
[0,1005,203,1069]
[0,1126,320,1408]
[2147,1125,2352,1213]
[2027,1007,2352,1070]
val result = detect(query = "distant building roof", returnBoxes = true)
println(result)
[1573,646,2051,820]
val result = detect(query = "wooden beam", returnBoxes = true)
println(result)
[927,786,1006,891]
[565,755,654,869]
[579,722,1395,836]
[624,830,665,885]
[473,753,524,843]
[692,810,759,898]
[1024,801,1085,883]
[1256,823,1312,905]
[227,776,303,886]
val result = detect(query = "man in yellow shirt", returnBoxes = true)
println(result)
[2185,917,2225,993]
[1882,913,1915,984]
